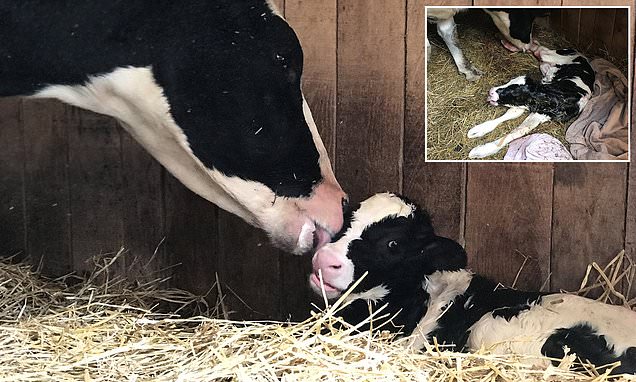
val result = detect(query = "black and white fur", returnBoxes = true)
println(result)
[426,8,542,81]
[310,193,636,375]
[468,47,595,159]
[0,0,347,254]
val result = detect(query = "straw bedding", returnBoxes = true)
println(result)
[1,249,635,381]
[425,11,627,161]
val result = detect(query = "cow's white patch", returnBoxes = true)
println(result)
[265,0,283,17]
[346,285,390,304]
[34,66,339,254]
[407,270,473,349]
[484,11,531,52]
[467,293,636,367]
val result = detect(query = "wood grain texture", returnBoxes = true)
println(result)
[610,8,629,61]
[336,0,406,202]
[120,129,165,278]
[551,164,628,292]
[22,99,72,276]
[0,98,24,258]
[281,0,338,321]
[409,0,466,243]
[465,164,554,290]
[560,9,581,45]
[218,211,281,320]
[591,9,617,56]
[68,107,124,273]
[472,0,561,5]
[626,62,636,289]
[163,174,219,298]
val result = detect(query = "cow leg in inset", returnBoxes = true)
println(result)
[467,107,525,138]
[426,36,431,60]
[468,112,550,159]
[436,18,482,81]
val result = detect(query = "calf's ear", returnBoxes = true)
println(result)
[420,236,467,273]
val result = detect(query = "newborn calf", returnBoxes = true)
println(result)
[468,47,595,159]
[310,193,636,374]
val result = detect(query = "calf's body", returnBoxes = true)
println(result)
[310,193,636,374]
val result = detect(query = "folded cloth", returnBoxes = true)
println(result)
[504,133,573,160]
[566,58,628,160]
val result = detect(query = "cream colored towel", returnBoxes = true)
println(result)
[566,59,629,160]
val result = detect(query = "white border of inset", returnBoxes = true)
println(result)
[424,5,632,163]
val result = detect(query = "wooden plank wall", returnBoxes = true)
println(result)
[0,0,633,321]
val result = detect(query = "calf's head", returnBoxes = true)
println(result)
[309,193,467,300]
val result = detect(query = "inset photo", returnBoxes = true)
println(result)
[425,7,631,161]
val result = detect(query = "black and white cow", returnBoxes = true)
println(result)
[426,8,542,81]
[310,193,636,375]
[0,0,347,254]
[468,47,595,159]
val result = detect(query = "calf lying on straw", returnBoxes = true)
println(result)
[309,192,636,375]
[467,47,595,159]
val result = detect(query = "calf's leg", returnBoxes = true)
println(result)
[436,18,482,81]
[468,112,549,159]
[467,107,525,138]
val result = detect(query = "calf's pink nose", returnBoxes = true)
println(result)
[312,249,344,277]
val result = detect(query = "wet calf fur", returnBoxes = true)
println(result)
[310,193,636,374]
[467,47,595,159]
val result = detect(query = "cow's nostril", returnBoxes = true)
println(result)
[331,264,342,270]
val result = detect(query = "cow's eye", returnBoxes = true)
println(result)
[387,240,398,249]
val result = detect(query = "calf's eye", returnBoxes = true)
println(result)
[387,240,398,249]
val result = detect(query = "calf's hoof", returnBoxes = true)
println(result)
[468,142,501,159]
[467,121,497,138]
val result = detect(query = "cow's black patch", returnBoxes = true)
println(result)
[0,0,322,197]
[487,9,547,43]
[542,324,636,375]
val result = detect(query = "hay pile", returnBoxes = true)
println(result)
[425,10,626,161]
[0,250,635,381]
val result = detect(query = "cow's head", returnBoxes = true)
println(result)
[165,1,346,254]
[484,9,543,53]
[309,193,467,299]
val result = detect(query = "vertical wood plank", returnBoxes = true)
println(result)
[576,9,597,52]
[67,107,123,272]
[610,8,629,61]
[120,130,165,277]
[551,164,628,292]
[22,99,72,275]
[473,0,562,5]
[336,0,406,202]
[590,9,616,55]
[409,0,466,243]
[218,211,281,320]
[560,9,581,45]
[164,175,219,298]
[625,63,636,293]
[465,164,554,290]
[282,0,338,321]
[0,98,25,258]
[548,8,562,31]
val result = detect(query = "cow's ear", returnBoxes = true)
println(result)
[420,236,467,273]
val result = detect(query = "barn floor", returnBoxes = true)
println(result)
[425,11,628,161]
